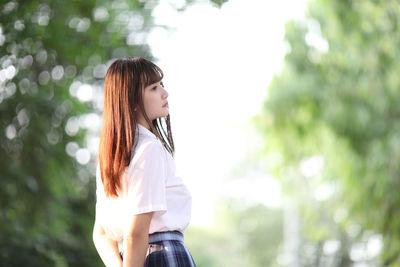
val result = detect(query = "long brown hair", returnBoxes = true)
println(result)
[98,57,174,198]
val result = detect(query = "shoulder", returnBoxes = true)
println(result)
[126,138,168,177]
[133,137,166,161]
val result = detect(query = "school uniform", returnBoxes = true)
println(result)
[95,124,195,266]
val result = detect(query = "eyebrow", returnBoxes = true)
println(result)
[148,81,163,90]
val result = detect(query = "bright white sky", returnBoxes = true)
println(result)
[147,0,308,226]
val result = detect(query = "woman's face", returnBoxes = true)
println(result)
[142,80,169,120]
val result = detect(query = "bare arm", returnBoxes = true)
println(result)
[93,220,123,267]
[122,212,153,267]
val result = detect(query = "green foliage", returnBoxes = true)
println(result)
[255,0,400,265]
[209,0,229,8]
[182,0,229,10]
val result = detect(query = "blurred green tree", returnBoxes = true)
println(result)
[254,0,400,266]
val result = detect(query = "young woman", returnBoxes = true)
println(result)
[92,57,195,267]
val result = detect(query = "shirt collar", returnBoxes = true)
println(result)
[137,123,157,140]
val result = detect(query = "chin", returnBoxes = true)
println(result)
[155,112,169,119]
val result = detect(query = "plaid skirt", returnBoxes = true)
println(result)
[120,231,196,267]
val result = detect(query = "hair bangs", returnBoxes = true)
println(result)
[140,61,164,87]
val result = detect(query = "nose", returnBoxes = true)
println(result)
[162,87,168,99]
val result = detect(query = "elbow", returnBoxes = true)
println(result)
[92,221,103,245]
[92,229,99,247]
[92,229,98,245]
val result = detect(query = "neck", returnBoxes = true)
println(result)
[137,116,151,131]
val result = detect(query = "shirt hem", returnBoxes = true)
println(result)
[130,204,167,215]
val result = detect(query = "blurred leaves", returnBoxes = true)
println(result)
[255,0,400,265]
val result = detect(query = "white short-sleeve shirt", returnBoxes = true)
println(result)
[95,124,192,241]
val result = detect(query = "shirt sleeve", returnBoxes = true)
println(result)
[125,142,167,215]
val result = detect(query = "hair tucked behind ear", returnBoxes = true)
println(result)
[98,57,174,198]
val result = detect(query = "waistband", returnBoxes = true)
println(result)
[149,230,184,243]
[118,231,184,252]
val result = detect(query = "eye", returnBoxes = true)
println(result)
[160,81,164,88]
[151,85,157,91]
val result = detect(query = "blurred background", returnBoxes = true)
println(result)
[1,0,399,266]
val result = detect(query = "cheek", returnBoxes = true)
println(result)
[143,95,158,115]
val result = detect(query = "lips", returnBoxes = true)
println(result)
[163,102,168,108]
